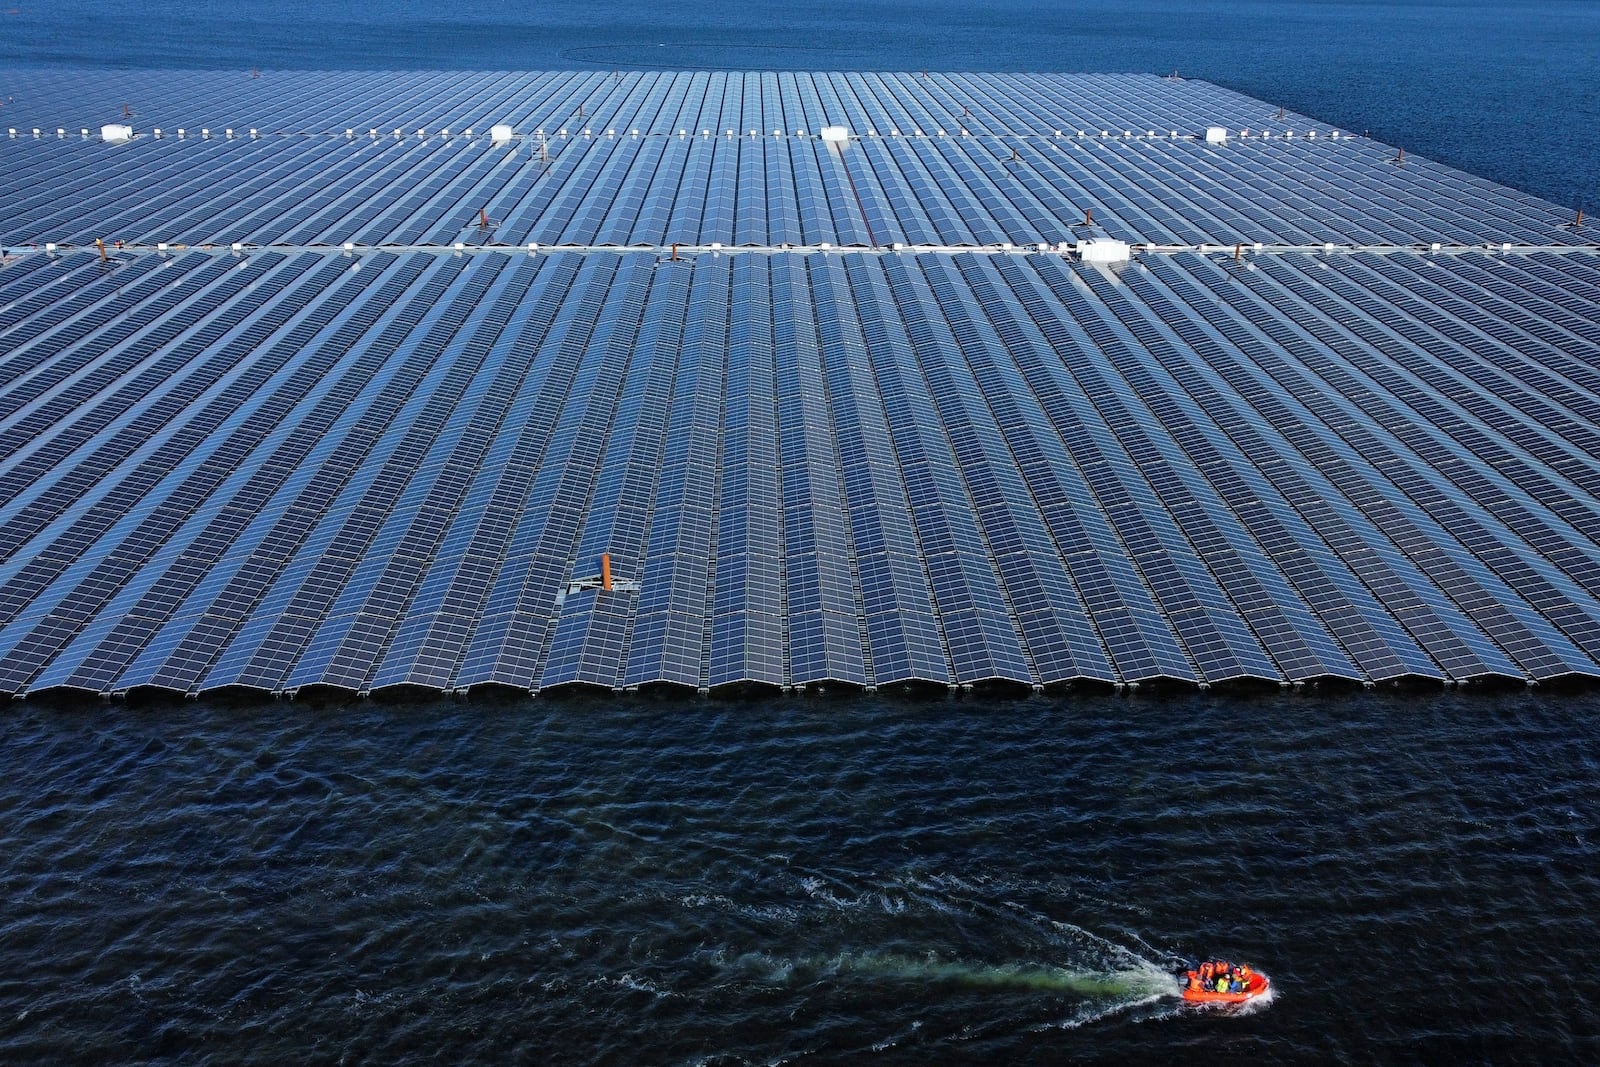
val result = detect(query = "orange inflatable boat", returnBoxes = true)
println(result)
[1179,962,1270,1003]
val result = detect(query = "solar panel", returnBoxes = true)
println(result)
[3,70,1598,696]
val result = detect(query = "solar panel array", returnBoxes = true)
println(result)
[2,71,1598,696]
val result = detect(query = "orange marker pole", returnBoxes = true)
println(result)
[1234,242,1242,263]
[600,553,612,591]
[96,238,107,262]
[480,208,488,227]
[1084,207,1093,226]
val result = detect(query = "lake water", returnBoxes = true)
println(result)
[2,689,1598,1063]
[2,0,1598,210]
[2,0,1600,1061]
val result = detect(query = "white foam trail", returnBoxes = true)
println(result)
[815,950,1177,1001]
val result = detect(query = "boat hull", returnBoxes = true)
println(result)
[1181,974,1270,1003]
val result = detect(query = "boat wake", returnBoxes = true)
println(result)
[667,867,1267,1055]
[808,948,1177,999]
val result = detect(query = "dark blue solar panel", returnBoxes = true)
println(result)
[3,71,1599,697]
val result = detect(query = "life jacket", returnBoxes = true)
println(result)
[1199,962,1213,979]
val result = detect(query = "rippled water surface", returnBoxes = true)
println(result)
[2,691,1597,1063]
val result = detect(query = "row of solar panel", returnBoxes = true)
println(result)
[0,66,1565,251]
[3,125,1584,259]
[1,71,1311,146]
[4,247,1599,694]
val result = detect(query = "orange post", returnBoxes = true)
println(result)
[600,553,612,591]
[96,238,107,262]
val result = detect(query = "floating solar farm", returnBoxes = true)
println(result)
[2,70,1599,697]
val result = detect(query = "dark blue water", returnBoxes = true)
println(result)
[4,1,1600,1060]
[2,0,1599,210]
[1,691,1597,1062]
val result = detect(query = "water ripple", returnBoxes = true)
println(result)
[0,691,1596,1063]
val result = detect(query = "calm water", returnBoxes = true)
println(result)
[1,0,1598,211]
[0,691,1597,1062]
[4,0,1600,1061]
